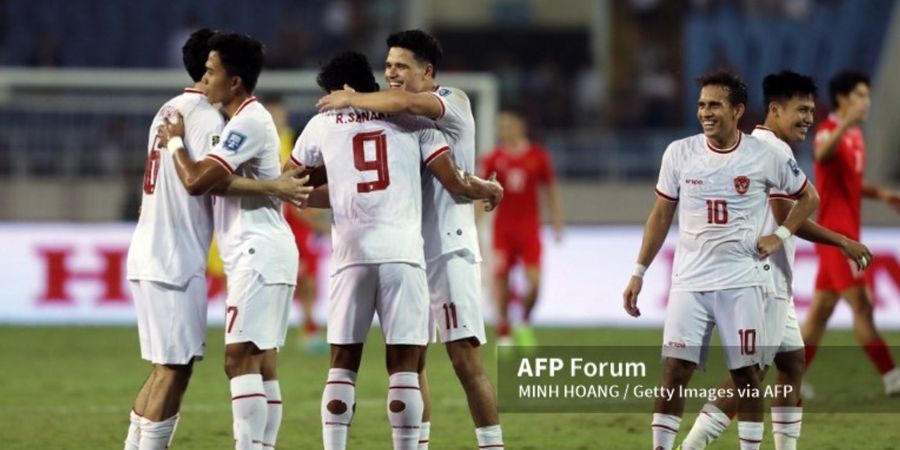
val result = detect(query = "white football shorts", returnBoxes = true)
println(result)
[662,286,767,370]
[130,276,208,365]
[223,269,294,350]
[426,252,487,345]
[327,262,429,346]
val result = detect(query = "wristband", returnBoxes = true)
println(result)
[774,225,792,241]
[633,263,647,278]
[166,137,184,155]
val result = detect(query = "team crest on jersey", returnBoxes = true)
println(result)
[223,131,246,152]
[734,176,750,195]
[438,88,451,97]
[788,159,801,176]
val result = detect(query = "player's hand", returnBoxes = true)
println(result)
[165,112,186,139]
[482,172,504,212]
[155,124,169,148]
[757,234,784,258]
[274,167,314,206]
[316,85,357,112]
[841,238,873,271]
[623,276,643,318]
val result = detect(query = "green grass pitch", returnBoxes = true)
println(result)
[1,326,898,449]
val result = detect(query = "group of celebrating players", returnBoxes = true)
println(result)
[625,68,900,450]
[122,27,528,450]
[120,19,900,450]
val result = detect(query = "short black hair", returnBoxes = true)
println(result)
[182,28,216,82]
[386,29,443,77]
[697,70,748,107]
[208,32,265,93]
[317,51,379,93]
[762,70,817,111]
[828,70,870,108]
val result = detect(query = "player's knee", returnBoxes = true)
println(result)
[774,351,805,381]
[662,359,694,385]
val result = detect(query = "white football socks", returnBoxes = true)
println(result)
[322,368,357,450]
[387,372,423,450]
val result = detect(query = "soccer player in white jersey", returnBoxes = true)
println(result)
[122,28,222,450]
[622,71,820,450]
[678,71,871,450]
[316,30,505,450]
[157,33,302,450]
[287,51,501,450]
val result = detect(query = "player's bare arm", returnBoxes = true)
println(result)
[623,196,677,318]
[317,89,443,120]
[757,183,820,257]
[770,197,872,269]
[543,181,565,243]
[156,113,229,195]
[426,152,503,211]
[862,182,900,213]
[212,168,312,206]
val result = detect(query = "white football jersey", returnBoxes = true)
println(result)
[205,97,298,284]
[752,126,799,300]
[655,132,808,292]
[290,107,449,273]
[422,85,482,262]
[127,88,223,286]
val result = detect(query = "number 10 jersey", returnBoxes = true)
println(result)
[291,108,449,273]
[654,132,808,292]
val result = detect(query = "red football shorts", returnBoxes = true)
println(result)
[814,244,865,293]
[492,226,541,276]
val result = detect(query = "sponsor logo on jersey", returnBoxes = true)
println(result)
[210,134,220,147]
[438,88,451,97]
[734,175,750,194]
[788,159,801,176]
[223,131,247,152]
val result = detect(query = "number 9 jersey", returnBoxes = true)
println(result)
[655,133,808,292]
[290,108,450,273]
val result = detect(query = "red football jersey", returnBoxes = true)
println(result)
[813,114,864,240]
[481,143,555,230]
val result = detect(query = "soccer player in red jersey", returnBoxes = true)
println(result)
[802,70,900,395]
[481,111,563,345]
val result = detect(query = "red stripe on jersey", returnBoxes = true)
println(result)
[789,178,808,198]
[231,393,266,401]
[769,193,794,200]
[424,146,450,166]
[184,88,204,94]
[290,154,304,167]
[706,132,742,154]
[234,96,257,117]
[754,125,775,133]
[655,188,678,202]
[432,85,447,119]
[207,154,235,173]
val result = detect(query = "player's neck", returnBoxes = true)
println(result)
[707,129,740,150]
[761,119,788,143]
[423,79,436,92]
[223,92,253,118]
[503,139,528,153]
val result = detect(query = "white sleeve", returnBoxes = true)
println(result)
[290,116,325,167]
[184,108,224,159]
[429,87,472,137]
[655,143,680,201]
[205,117,264,173]
[767,145,808,198]
[419,125,450,166]
[768,143,795,199]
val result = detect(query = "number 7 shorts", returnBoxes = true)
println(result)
[661,286,767,370]
[426,251,488,346]
[223,269,294,350]
[327,262,430,345]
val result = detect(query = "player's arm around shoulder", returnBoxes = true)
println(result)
[317,88,444,120]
